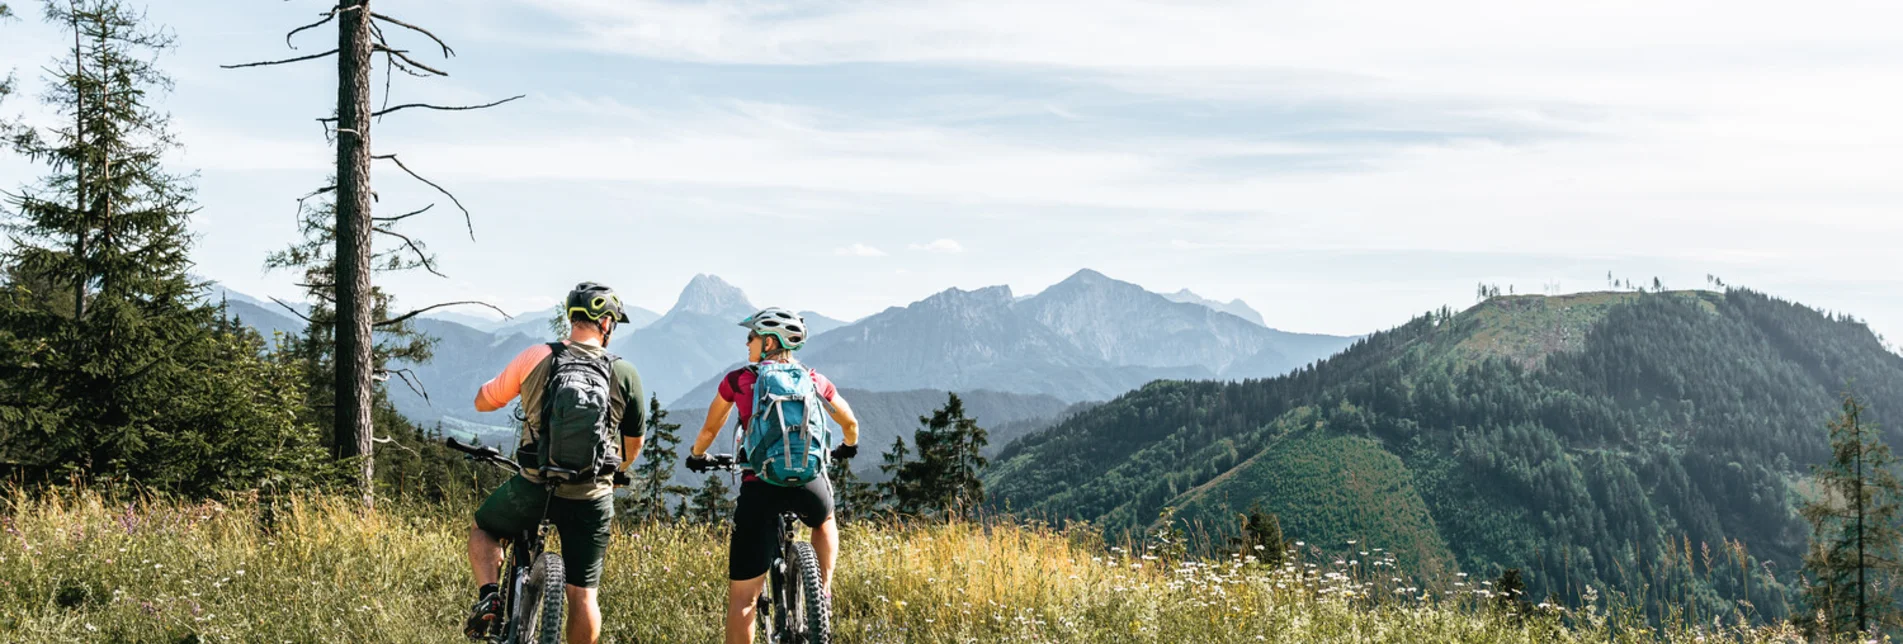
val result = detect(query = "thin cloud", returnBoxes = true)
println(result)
[910,239,963,253]
[835,243,889,257]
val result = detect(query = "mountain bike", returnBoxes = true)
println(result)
[447,437,566,644]
[697,454,832,644]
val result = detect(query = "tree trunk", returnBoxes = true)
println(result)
[69,1,85,322]
[334,0,376,509]
[1856,406,1867,634]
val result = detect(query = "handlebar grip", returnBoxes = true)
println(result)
[445,437,500,459]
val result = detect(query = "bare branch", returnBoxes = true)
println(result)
[371,12,455,57]
[372,225,446,278]
[372,203,433,223]
[372,154,473,240]
[285,5,360,49]
[370,434,419,455]
[320,95,524,123]
[269,297,314,323]
[221,49,339,70]
[376,301,511,328]
[374,367,429,404]
[371,45,446,76]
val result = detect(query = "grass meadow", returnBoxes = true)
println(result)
[0,489,1819,643]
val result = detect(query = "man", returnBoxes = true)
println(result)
[464,282,646,644]
[687,307,860,644]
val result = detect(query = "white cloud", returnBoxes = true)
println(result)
[910,239,964,254]
[834,243,888,257]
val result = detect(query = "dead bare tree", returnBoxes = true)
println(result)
[225,1,516,508]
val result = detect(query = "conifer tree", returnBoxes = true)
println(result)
[1801,393,1903,638]
[632,396,690,523]
[1230,502,1286,567]
[876,435,912,514]
[889,393,989,518]
[689,473,735,525]
[830,456,877,521]
[0,0,327,493]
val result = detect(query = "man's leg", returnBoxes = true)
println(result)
[725,575,768,644]
[811,516,838,591]
[552,491,614,644]
[468,523,503,586]
[566,585,599,644]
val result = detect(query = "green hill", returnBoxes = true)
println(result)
[1170,424,1456,577]
[986,288,1903,622]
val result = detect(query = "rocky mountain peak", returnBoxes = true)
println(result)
[671,274,754,319]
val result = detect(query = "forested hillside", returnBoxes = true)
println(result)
[987,288,1903,622]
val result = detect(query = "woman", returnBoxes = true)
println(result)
[685,307,860,644]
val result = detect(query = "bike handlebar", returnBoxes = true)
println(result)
[688,453,741,473]
[446,437,522,474]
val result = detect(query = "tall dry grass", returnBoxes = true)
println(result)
[0,490,1814,643]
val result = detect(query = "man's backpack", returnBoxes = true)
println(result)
[740,362,831,487]
[535,342,622,482]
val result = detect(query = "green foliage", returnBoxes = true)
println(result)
[989,288,1903,625]
[0,1,334,496]
[687,472,734,524]
[884,393,989,518]
[1229,501,1287,567]
[830,454,877,522]
[1799,393,1903,638]
[629,396,690,523]
[1171,429,1455,578]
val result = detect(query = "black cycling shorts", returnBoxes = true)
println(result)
[728,475,834,581]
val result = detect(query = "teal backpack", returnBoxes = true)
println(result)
[739,362,831,487]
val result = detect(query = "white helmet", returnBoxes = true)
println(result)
[738,307,807,350]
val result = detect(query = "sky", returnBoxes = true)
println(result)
[1,0,1899,343]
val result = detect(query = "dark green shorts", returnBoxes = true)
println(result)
[473,475,614,588]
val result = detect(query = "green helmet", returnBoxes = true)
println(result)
[565,282,631,323]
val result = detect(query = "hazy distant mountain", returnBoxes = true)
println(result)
[625,275,761,404]
[801,285,1208,402]
[220,300,305,343]
[1163,289,1265,326]
[209,270,1350,439]
[488,304,662,341]
[423,309,511,332]
[1019,269,1344,379]
[801,311,848,337]
[799,270,1354,401]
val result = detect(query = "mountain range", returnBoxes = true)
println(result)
[984,288,1903,622]
[210,269,1352,446]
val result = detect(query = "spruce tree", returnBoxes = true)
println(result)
[1801,393,1903,638]
[0,0,327,493]
[831,456,877,521]
[1230,502,1286,567]
[876,435,912,514]
[689,473,735,525]
[632,396,690,523]
[890,393,989,518]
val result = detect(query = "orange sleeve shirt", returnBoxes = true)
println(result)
[475,343,557,412]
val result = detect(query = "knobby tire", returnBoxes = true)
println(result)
[517,553,566,644]
[790,541,831,643]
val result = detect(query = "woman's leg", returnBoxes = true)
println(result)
[725,575,768,644]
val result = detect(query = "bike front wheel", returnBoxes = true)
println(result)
[787,542,831,644]
[515,553,566,644]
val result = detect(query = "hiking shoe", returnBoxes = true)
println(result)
[464,591,501,640]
